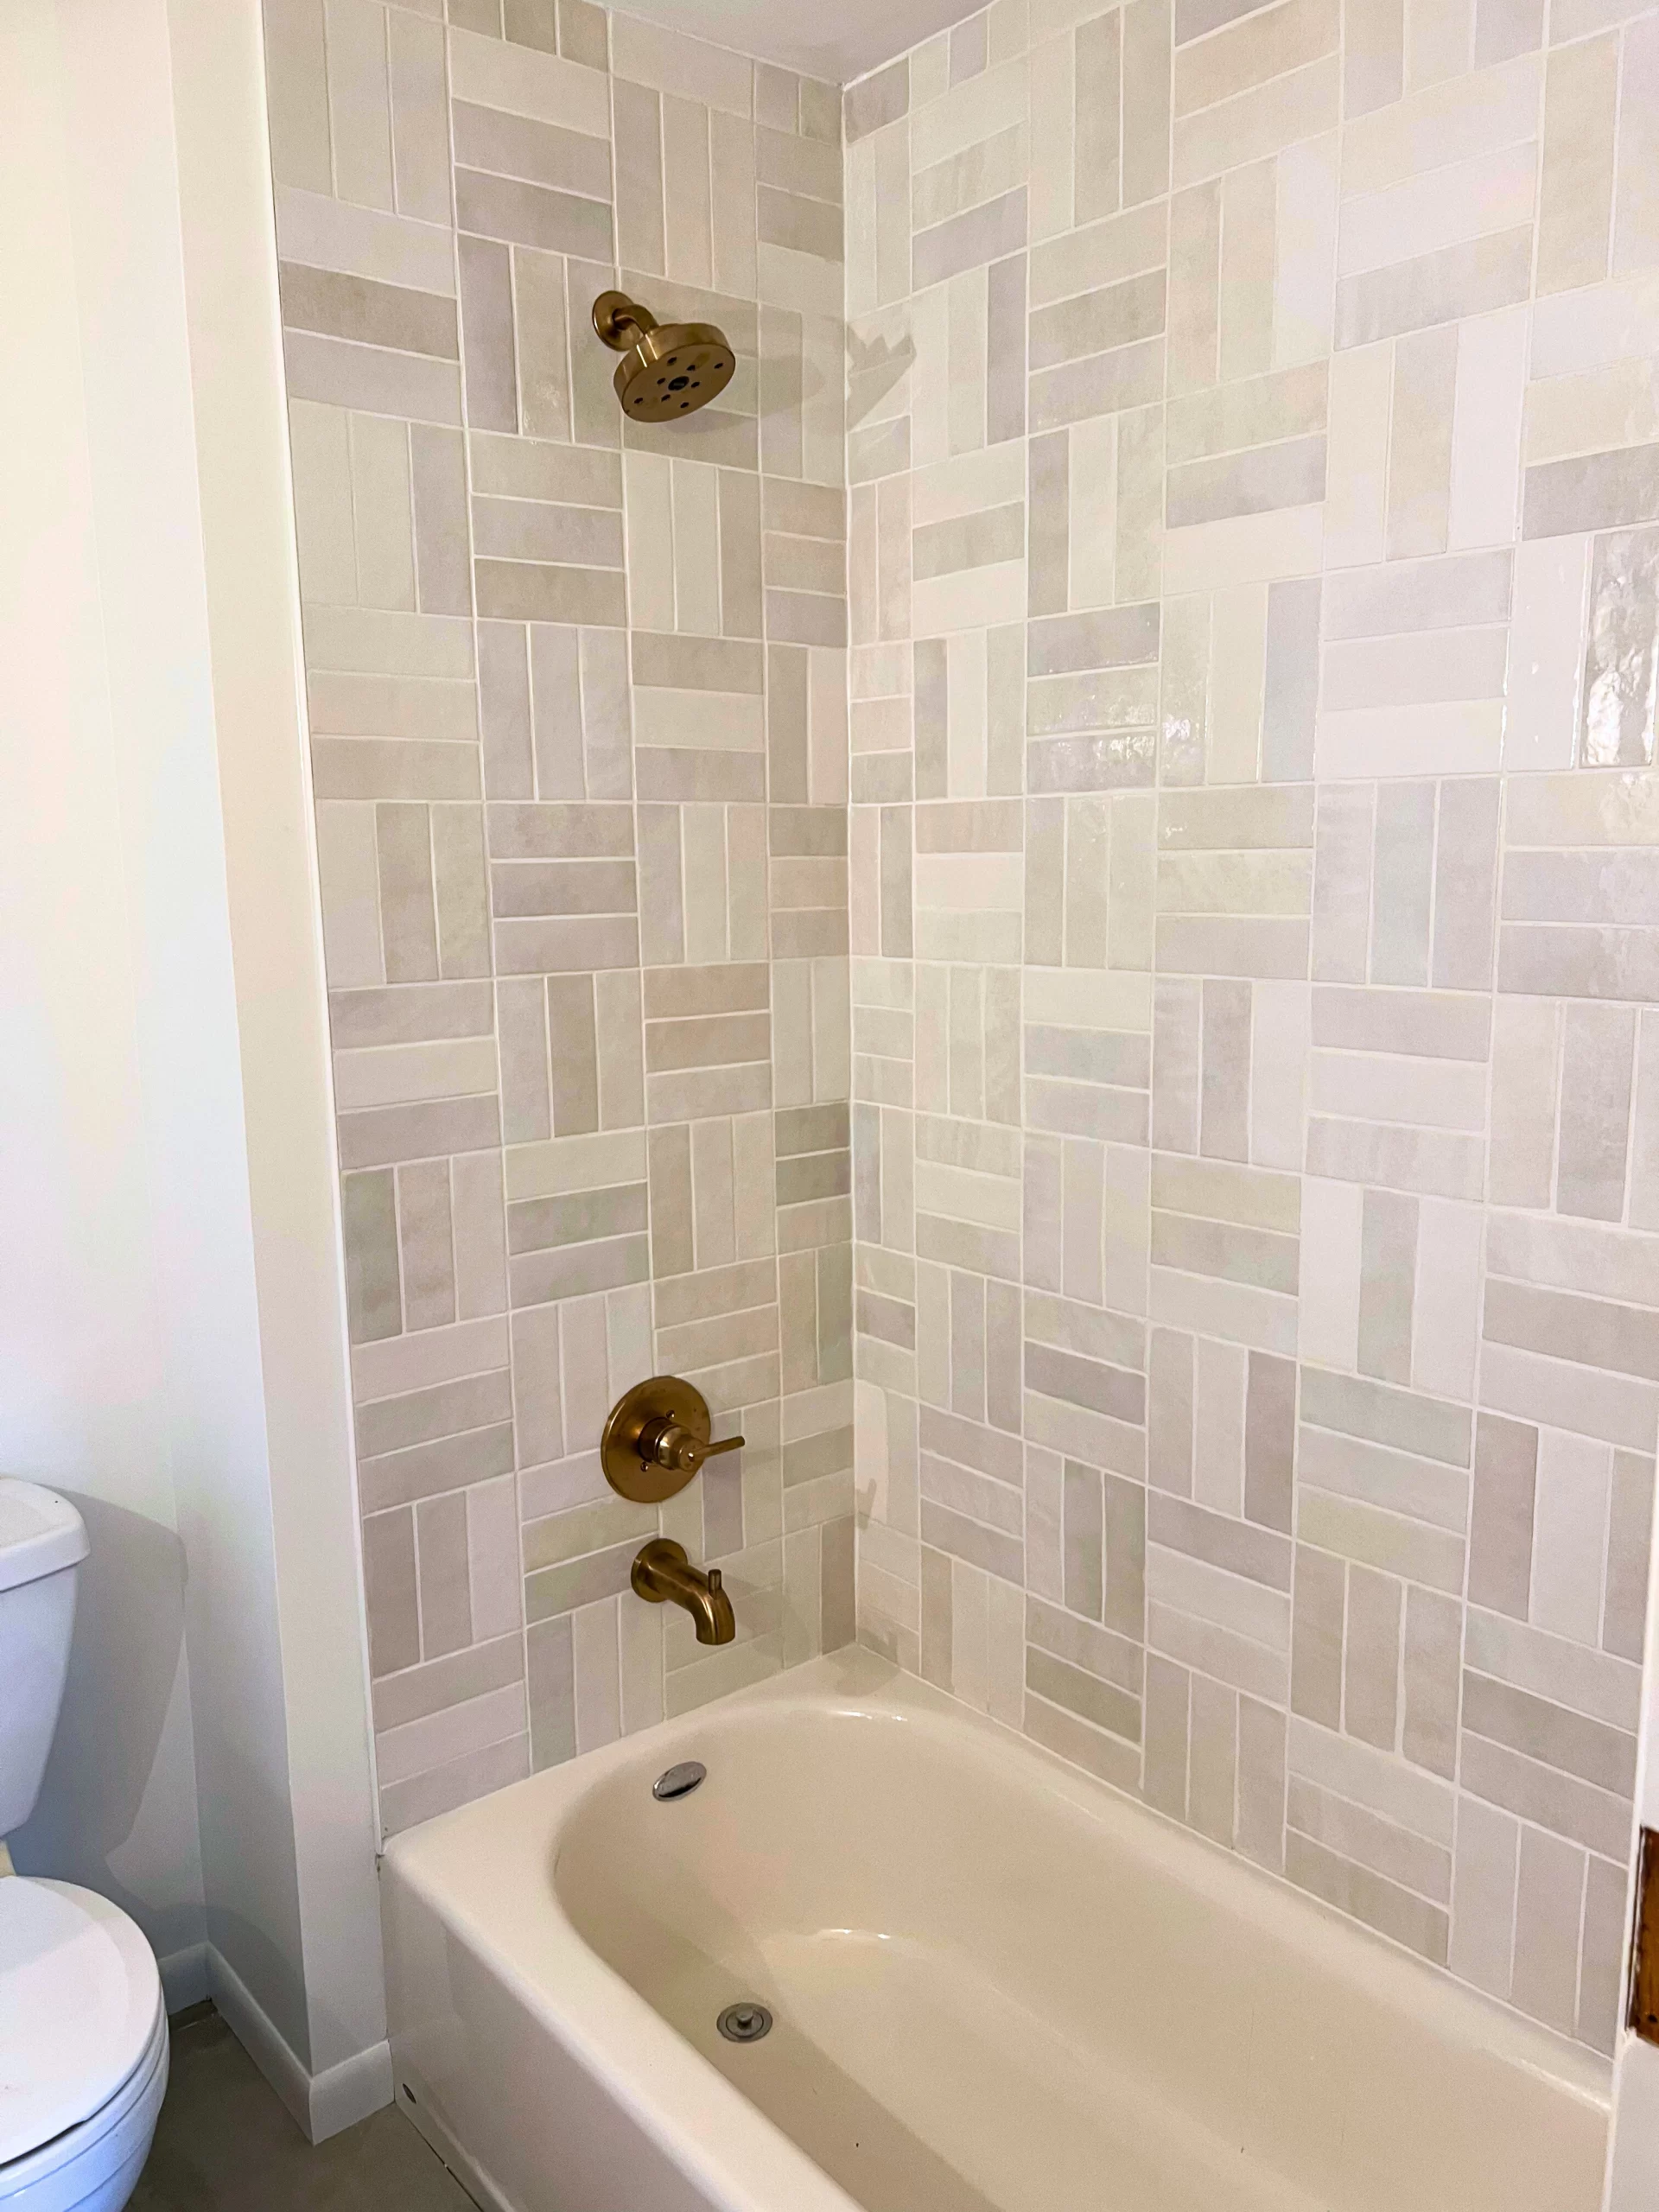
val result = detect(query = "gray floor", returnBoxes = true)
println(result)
[130,2008,476,2210]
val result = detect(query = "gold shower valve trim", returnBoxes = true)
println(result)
[591,290,736,423]
[601,1376,745,1503]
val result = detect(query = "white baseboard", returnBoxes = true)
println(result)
[158,1940,208,2014]
[310,2036,396,2143]
[207,1943,392,2144]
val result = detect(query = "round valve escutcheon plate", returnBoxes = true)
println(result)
[601,1375,740,1503]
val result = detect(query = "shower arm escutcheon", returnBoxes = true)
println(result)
[592,291,658,349]
[601,1376,745,1503]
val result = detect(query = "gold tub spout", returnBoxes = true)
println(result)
[631,1539,735,1646]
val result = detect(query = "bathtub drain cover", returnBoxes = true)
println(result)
[718,2002,772,2044]
[652,1761,706,1801]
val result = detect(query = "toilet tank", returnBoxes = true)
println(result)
[0,1481,89,1837]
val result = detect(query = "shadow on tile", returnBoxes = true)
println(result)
[130,2009,475,2212]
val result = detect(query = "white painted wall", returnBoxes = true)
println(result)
[164,0,391,2116]
[0,0,211,2005]
[0,0,388,2138]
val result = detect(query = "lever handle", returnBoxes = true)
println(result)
[644,1421,746,1476]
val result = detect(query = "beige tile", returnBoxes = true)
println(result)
[1384,325,1457,557]
[1342,52,1539,194]
[1174,0,1338,116]
[326,0,395,213]
[1124,0,1175,205]
[1443,306,1525,550]
[1344,0,1404,115]
[1474,0,1542,62]
[1167,182,1221,397]
[1510,1827,1586,2035]
[1522,443,1659,538]
[1537,34,1618,294]
[1614,15,1659,278]
[1449,1793,1519,1995]
[265,0,334,193]
[363,1506,420,1675]
[1407,0,1474,87]
[1173,57,1339,192]
[1336,227,1532,349]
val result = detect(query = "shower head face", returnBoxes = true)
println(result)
[613,321,736,423]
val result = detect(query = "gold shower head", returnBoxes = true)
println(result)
[593,290,736,423]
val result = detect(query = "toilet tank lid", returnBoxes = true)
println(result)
[0,1480,88,1592]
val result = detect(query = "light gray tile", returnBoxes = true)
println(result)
[1343,1565,1402,1750]
[1555,1001,1636,1221]
[363,1506,420,1675]
[1511,1826,1586,2035]
[1402,1584,1460,1778]
[1334,229,1532,349]
[845,57,908,144]
[1469,1412,1537,1619]
[1357,1188,1417,1384]
[344,1168,403,1342]
[1344,0,1404,110]
[1523,446,1659,540]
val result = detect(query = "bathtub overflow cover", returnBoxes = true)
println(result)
[718,2002,772,2044]
[652,1760,706,1802]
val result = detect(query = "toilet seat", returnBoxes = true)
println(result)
[0,1880,163,2175]
[0,2000,167,2212]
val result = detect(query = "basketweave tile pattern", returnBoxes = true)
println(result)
[846,0,1659,2057]
[261,0,854,1836]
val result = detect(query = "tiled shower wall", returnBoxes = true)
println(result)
[260,0,854,1833]
[845,0,1659,2051]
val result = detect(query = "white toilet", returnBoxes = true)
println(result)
[0,1481,168,2212]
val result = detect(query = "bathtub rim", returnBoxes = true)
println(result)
[381,1643,1612,2212]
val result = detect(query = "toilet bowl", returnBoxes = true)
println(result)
[0,1483,168,2212]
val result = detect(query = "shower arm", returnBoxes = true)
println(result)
[593,293,658,350]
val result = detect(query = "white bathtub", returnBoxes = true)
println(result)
[382,1648,1611,2212]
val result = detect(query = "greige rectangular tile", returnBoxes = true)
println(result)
[1174,0,1338,115]
[285,327,461,423]
[845,56,908,143]
[1125,0,1175,204]
[457,166,613,259]
[363,1505,421,1675]
[1522,444,1659,538]
[453,96,610,203]
[1031,271,1167,371]
[1030,337,1166,431]
[1614,14,1659,277]
[913,189,1028,289]
[1465,1672,1637,1797]
[1402,1585,1460,1777]
[1497,919,1659,1001]
[1605,1449,1656,1662]
[1537,34,1618,294]
[475,561,627,625]
[280,261,458,359]
[1334,227,1532,347]
[1344,0,1405,111]
[1555,1001,1637,1220]
[1469,1412,1537,1618]
[1167,434,1326,527]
